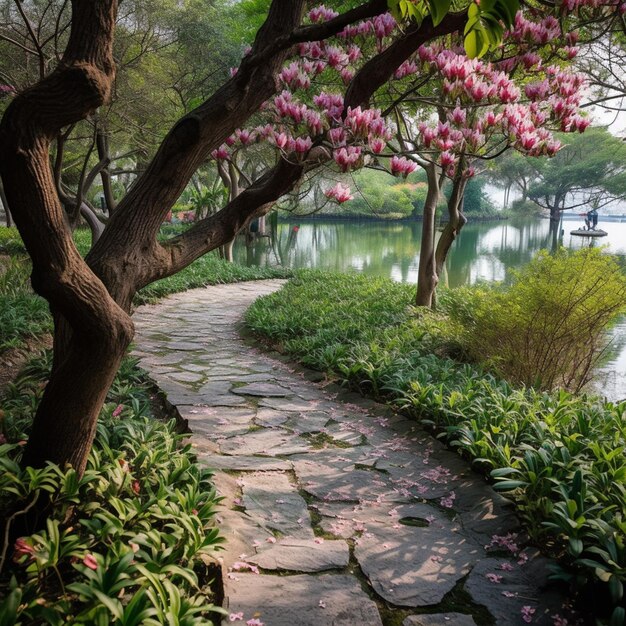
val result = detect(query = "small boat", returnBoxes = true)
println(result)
[570,229,608,237]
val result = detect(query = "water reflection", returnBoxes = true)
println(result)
[236,218,626,283]
[233,217,626,400]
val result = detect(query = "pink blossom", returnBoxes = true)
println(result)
[486,533,519,554]
[486,573,503,583]
[211,146,229,160]
[246,620,264,626]
[325,183,353,203]
[230,613,244,622]
[373,13,396,38]
[328,127,347,147]
[439,152,456,169]
[340,67,354,84]
[394,60,418,79]
[439,490,456,508]
[131,480,141,495]
[552,615,569,626]
[390,156,417,177]
[334,146,361,172]
[83,554,98,570]
[112,404,124,417]
[521,606,536,623]
[309,5,339,23]
[231,561,260,573]
[273,132,290,150]
[294,137,313,154]
[369,137,386,154]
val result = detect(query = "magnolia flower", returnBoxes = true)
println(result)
[294,137,313,154]
[390,156,417,177]
[324,183,353,203]
[308,5,339,22]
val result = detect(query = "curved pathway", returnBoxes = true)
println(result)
[132,281,569,626]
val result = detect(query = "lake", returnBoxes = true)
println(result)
[233,216,626,400]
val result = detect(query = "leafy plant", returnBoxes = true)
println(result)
[464,248,626,392]
[0,355,225,625]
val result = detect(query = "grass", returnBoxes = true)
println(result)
[245,270,626,624]
[0,258,52,353]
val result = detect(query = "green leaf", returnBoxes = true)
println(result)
[426,0,451,26]
[568,537,583,556]
[464,27,488,59]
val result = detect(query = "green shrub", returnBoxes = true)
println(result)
[0,355,224,625]
[246,270,626,624]
[464,248,626,392]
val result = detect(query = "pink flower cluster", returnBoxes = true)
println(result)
[308,5,339,23]
[404,46,589,175]
[390,156,417,177]
[324,182,353,203]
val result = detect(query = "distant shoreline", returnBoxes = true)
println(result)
[277,213,510,224]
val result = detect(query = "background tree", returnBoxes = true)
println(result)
[528,127,626,221]
[486,150,536,209]
[0,0,240,236]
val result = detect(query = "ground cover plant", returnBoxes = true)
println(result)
[245,256,626,624]
[0,353,224,625]
[0,256,52,354]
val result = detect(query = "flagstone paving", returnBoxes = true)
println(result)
[132,280,572,626]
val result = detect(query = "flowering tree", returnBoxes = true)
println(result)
[0,0,623,477]
[387,36,589,305]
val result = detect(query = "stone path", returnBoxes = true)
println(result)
[132,281,569,626]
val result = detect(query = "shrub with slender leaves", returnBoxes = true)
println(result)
[0,356,225,625]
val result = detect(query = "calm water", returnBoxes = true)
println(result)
[234,217,626,399]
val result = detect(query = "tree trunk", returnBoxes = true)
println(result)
[80,201,106,244]
[0,0,132,475]
[416,165,440,307]
[435,173,467,281]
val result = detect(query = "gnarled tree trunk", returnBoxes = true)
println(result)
[0,0,134,474]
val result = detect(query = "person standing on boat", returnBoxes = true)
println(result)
[591,208,598,229]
